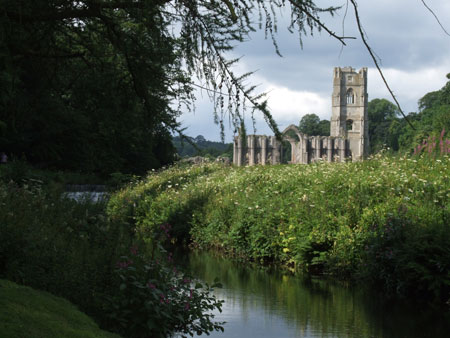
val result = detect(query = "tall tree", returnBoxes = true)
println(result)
[0,1,359,173]
[367,98,399,152]
[298,113,330,136]
[0,0,186,174]
[369,74,450,153]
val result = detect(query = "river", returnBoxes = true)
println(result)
[176,251,450,338]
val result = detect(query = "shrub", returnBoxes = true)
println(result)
[105,242,224,337]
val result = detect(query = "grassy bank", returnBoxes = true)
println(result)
[108,154,450,303]
[0,279,120,338]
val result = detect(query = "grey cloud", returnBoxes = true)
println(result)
[180,0,450,141]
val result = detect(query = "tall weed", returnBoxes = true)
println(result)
[108,156,450,303]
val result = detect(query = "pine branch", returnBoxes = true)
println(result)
[287,0,356,46]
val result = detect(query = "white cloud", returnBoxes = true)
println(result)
[265,86,329,121]
[368,64,450,112]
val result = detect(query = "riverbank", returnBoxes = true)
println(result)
[108,154,450,304]
[0,176,223,337]
[0,279,120,338]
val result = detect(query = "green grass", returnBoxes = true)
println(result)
[0,279,121,338]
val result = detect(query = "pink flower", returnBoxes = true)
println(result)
[184,302,190,310]
[116,260,133,269]
[147,282,156,289]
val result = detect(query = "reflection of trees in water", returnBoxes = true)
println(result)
[181,251,450,338]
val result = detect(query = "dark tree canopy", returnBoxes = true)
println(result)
[1,0,189,174]
[0,0,346,174]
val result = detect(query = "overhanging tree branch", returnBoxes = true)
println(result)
[420,0,450,37]
[349,0,415,130]
[288,0,356,46]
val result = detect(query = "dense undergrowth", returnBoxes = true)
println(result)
[108,153,450,303]
[0,170,224,337]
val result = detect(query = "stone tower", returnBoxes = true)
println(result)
[330,67,369,160]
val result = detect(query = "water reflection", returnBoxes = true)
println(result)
[177,251,450,338]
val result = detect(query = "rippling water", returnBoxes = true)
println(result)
[63,191,107,202]
[177,251,450,338]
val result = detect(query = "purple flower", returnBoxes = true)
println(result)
[147,282,156,289]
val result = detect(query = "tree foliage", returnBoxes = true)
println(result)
[172,135,232,158]
[368,74,450,153]
[298,113,330,136]
[0,0,190,174]
[0,0,343,174]
[368,98,399,152]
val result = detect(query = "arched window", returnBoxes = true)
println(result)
[346,119,353,131]
[346,88,354,104]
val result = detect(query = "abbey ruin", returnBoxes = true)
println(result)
[233,67,370,165]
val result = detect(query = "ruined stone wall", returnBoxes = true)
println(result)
[232,66,368,166]
[233,126,349,166]
[233,135,282,166]
[286,132,348,164]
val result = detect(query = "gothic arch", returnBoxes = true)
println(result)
[346,88,355,104]
[281,124,302,141]
[346,119,353,131]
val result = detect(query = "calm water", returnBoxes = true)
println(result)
[177,251,450,338]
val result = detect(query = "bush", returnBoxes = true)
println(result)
[0,181,131,317]
[105,236,224,337]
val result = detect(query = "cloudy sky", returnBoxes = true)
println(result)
[178,0,450,142]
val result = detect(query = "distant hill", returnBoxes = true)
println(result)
[173,135,232,158]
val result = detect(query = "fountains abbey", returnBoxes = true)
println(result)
[233,67,370,165]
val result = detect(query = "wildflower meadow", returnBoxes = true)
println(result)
[108,152,450,303]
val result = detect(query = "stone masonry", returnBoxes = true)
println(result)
[233,67,369,165]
